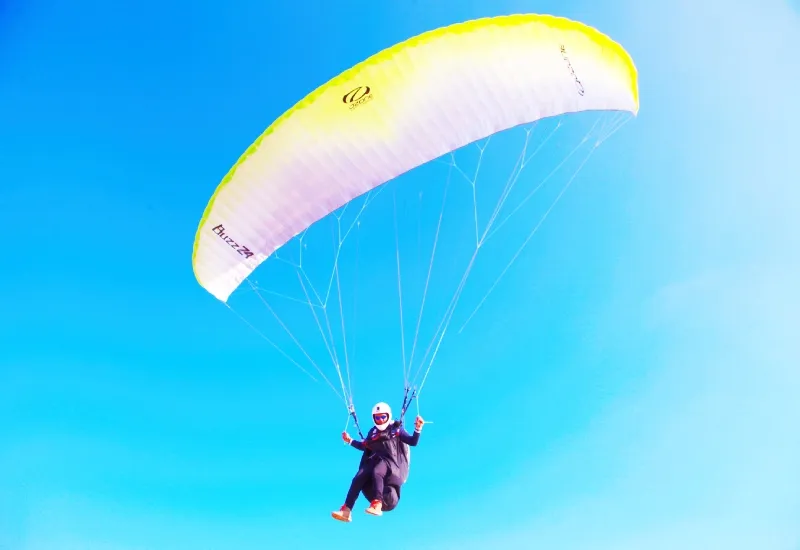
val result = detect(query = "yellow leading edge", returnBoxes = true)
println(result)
[193,14,640,303]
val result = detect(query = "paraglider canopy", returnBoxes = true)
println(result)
[192,14,638,304]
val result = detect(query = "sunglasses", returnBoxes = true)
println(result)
[373,413,390,424]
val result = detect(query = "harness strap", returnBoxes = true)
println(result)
[399,386,417,422]
[348,403,365,439]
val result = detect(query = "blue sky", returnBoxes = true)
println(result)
[1,0,799,549]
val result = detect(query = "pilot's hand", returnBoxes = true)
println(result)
[342,431,353,444]
[414,416,425,431]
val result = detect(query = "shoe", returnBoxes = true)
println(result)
[365,500,383,516]
[332,505,352,522]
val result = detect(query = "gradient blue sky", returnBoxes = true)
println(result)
[2,0,799,549]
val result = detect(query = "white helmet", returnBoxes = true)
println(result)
[372,402,392,431]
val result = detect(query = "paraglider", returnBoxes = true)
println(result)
[332,402,425,522]
[192,13,639,517]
